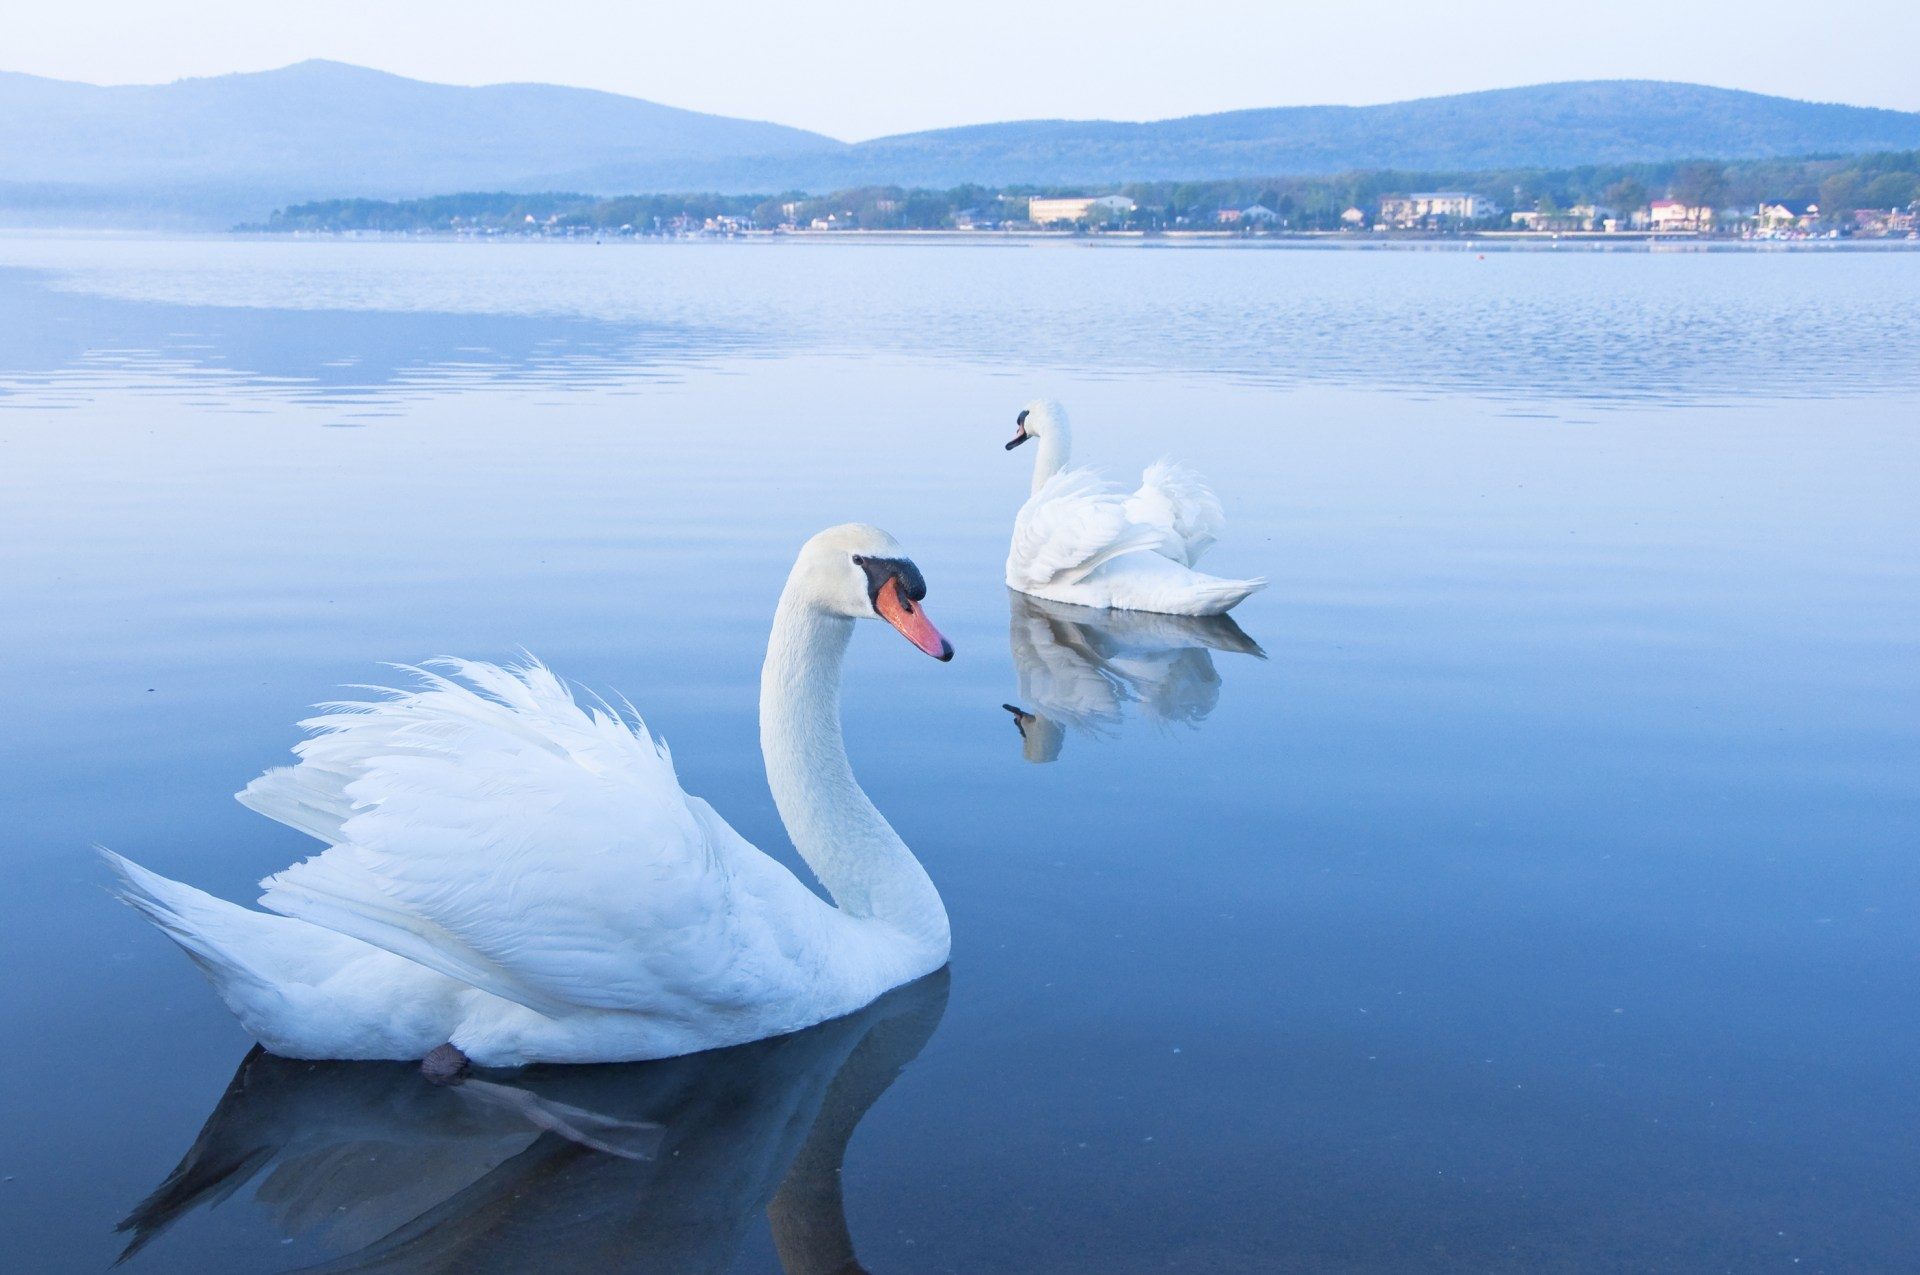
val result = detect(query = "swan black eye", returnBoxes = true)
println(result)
[1017,409,1029,425]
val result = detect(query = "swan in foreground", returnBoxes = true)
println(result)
[103,525,954,1067]
[1004,399,1264,616]
[1003,590,1266,762]
[117,971,948,1271]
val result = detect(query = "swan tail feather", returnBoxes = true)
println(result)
[1181,575,1266,616]
[99,849,287,1008]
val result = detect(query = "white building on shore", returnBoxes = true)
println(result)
[1649,200,1714,232]
[1028,194,1136,225]
[1379,192,1495,226]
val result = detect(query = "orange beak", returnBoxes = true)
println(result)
[875,576,953,661]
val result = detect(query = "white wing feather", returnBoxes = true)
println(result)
[1126,459,1226,567]
[1007,467,1164,589]
[246,660,827,1020]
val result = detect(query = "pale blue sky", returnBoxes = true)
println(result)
[10,0,1918,139]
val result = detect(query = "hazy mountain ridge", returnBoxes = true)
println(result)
[0,60,841,224]
[820,81,1920,186]
[4,63,1919,226]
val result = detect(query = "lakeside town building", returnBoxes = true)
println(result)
[1852,207,1917,235]
[1378,192,1497,227]
[1027,194,1137,225]
[1511,203,1618,232]
[1217,203,1279,226]
[1648,200,1715,232]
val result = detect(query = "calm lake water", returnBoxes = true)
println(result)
[1,236,1916,1272]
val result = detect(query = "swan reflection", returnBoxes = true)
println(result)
[118,970,948,1272]
[1004,590,1265,762]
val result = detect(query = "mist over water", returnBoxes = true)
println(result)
[1,237,1916,1271]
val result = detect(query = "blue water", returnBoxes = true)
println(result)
[1,236,1916,1272]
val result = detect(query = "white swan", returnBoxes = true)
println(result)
[103,525,954,1067]
[1004,399,1264,616]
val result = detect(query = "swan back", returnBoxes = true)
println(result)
[1129,459,1227,567]
[1007,467,1165,591]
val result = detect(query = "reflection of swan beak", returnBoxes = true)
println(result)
[877,577,953,661]
[1001,704,1065,763]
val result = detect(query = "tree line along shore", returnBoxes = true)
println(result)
[248,150,1920,239]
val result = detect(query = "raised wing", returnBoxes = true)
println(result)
[1007,467,1164,590]
[1126,459,1226,567]
[245,660,822,1019]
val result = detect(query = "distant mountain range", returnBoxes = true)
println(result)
[0,60,837,226]
[4,61,1920,227]
[831,81,1920,187]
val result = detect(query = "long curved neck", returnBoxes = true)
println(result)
[759,587,948,956]
[1030,421,1072,495]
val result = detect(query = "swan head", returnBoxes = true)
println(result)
[1005,398,1067,451]
[793,524,953,661]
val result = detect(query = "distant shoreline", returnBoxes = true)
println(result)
[212,228,1920,252]
[4,227,1915,252]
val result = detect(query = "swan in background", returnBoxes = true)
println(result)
[1004,399,1264,616]
[116,971,949,1272]
[1002,590,1266,763]
[104,525,955,1067]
